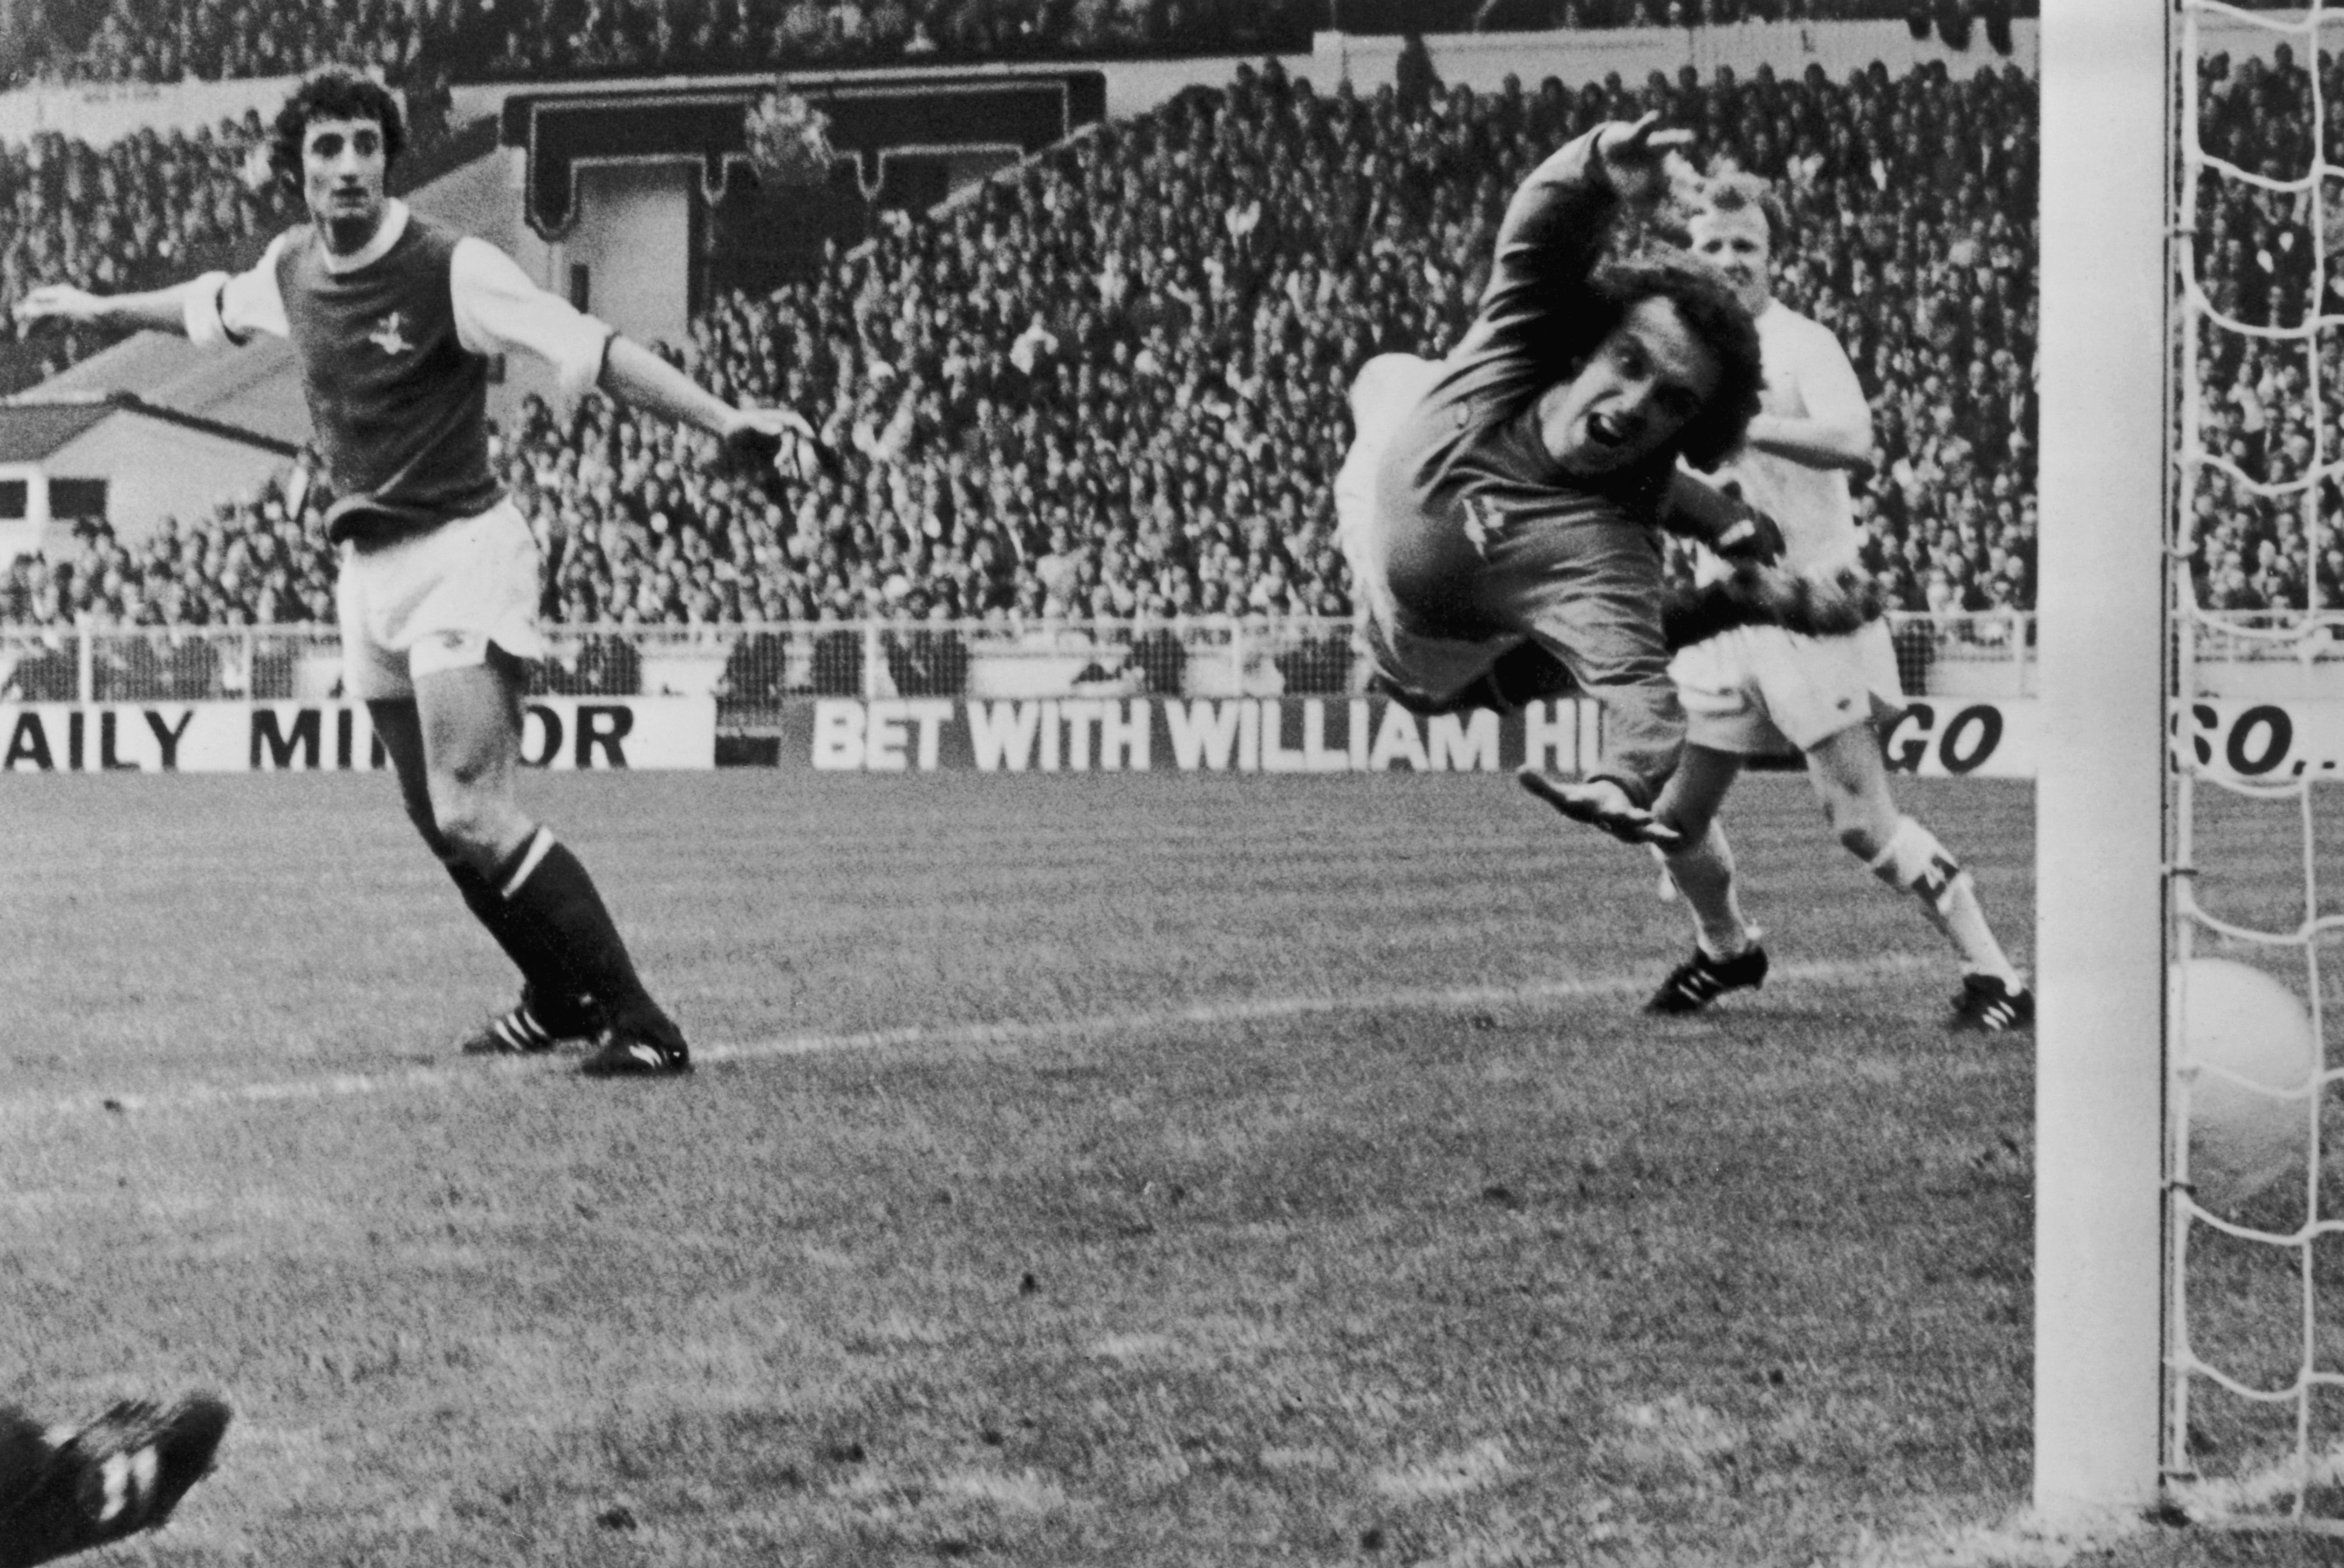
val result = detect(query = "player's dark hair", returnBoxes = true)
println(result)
[1586,252,1764,472]
[268,70,405,186]
[1692,172,1791,252]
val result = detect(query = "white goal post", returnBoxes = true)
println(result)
[2033,0,2168,1519]
[2025,0,2166,1519]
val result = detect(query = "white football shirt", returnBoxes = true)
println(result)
[1701,298,1872,580]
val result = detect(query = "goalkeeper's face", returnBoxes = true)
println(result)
[1542,297,1722,477]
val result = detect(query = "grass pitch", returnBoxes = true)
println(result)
[0,767,2091,1563]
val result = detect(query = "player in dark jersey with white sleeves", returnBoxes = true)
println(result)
[1336,114,1781,848]
[18,71,817,1077]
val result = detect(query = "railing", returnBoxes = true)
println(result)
[2176,609,2344,700]
[1,612,2040,718]
[2190,608,2344,651]
[1885,610,2036,700]
[0,624,345,704]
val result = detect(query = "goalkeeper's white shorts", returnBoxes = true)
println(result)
[1669,618,1903,755]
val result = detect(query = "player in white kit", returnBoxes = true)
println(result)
[1645,176,2032,1031]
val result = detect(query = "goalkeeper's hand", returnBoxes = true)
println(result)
[714,406,838,498]
[1784,565,1885,637]
[1659,563,1884,650]
[1593,113,1701,212]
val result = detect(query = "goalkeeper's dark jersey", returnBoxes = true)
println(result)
[1374,127,1674,638]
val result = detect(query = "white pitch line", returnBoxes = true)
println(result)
[0,953,1942,1125]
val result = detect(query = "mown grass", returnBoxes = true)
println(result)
[0,768,2091,1563]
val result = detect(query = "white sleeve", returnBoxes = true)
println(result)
[449,236,616,409]
[1787,315,1873,435]
[183,232,292,346]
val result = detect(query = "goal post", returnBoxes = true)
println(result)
[2033,0,2169,1518]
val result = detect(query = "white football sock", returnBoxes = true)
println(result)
[1866,816,2022,986]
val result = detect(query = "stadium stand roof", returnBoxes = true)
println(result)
[24,330,309,451]
[0,402,115,464]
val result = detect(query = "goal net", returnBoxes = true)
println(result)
[2167,0,2344,1529]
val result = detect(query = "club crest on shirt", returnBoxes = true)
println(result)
[367,312,412,355]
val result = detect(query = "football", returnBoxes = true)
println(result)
[2173,958,2321,1214]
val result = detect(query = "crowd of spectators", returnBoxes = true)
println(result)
[636,52,2036,623]
[12,0,1318,85]
[2183,42,2344,616]
[8,0,2028,88]
[1,51,2040,654]
[1525,0,2023,33]
[0,113,298,385]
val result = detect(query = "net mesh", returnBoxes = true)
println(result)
[2171,0,2344,1526]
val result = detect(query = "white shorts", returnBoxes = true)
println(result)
[1670,618,1903,755]
[337,502,547,701]
[1335,353,1515,699]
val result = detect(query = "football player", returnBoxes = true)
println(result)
[1335,115,1779,849]
[19,71,821,1074]
[1644,174,2031,1030]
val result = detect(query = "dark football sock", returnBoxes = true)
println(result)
[441,857,596,1031]
[494,829,679,1045]
[0,1408,74,1568]
[0,1402,52,1511]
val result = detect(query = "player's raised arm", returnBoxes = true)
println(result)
[1469,114,1702,358]
[1503,113,1691,227]
[599,336,830,485]
[15,278,219,337]
[1588,113,1701,209]
[446,235,827,490]
[17,236,293,346]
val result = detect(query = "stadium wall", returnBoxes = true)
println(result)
[0,73,298,146]
[448,63,1272,134]
[559,161,697,352]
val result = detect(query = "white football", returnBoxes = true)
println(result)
[2174,958,2320,1214]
